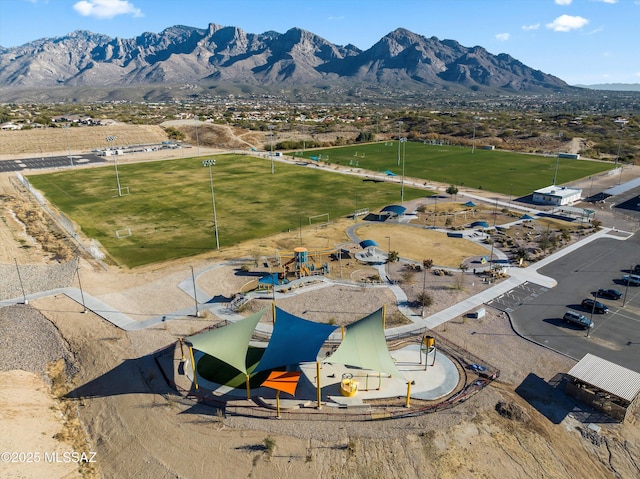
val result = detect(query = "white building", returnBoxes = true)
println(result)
[532,185,582,206]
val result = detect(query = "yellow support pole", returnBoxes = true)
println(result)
[246,374,251,400]
[382,304,386,330]
[179,338,185,361]
[189,346,199,390]
[276,390,281,418]
[316,361,322,409]
[377,372,381,390]
[405,381,411,408]
[341,325,345,340]
[272,300,276,324]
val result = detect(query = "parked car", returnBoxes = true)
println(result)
[622,274,640,286]
[581,298,609,314]
[597,288,622,300]
[633,264,640,274]
[563,310,594,329]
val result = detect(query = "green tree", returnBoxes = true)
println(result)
[446,184,459,199]
[387,251,400,263]
[355,131,374,142]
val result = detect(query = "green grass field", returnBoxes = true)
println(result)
[294,142,612,197]
[27,144,612,268]
[27,154,426,267]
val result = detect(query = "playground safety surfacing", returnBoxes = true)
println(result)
[172,344,460,410]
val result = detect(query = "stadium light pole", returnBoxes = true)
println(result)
[471,117,477,154]
[64,124,73,167]
[614,119,627,185]
[300,114,306,153]
[194,115,200,157]
[202,159,220,250]
[400,137,407,205]
[553,132,562,185]
[106,135,122,196]
[268,124,275,174]
[397,121,403,166]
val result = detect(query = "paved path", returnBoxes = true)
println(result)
[1,226,632,337]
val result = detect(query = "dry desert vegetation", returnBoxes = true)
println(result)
[1,127,639,479]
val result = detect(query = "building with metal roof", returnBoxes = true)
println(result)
[565,353,640,421]
[532,186,582,206]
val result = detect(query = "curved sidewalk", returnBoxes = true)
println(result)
[0,228,630,335]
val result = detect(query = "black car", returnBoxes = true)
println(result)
[581,298,609,314]
[597,288,622,300]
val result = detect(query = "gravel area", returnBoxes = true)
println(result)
[0,304,77,378]
[0,258,78,301]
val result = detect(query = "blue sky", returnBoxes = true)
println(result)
[1,0,639,85]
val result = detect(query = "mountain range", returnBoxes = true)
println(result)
[0,24,572,95]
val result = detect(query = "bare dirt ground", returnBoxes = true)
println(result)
[1,127,639,479]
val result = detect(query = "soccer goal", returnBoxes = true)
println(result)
[111,186,130,198]
[308,213,330,227]
[115,228,132,238]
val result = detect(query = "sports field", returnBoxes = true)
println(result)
[294,142,612,197]
[26,154,426,267]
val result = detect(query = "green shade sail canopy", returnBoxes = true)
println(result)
[185,309,266,375]
[324,308,405,380]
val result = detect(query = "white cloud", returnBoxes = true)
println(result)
[495,33,510,41]
[73,0,143,19]
[546,15,589,32]
[327,16,345,21]
[554,0,572,5]
[594,0,618,4]
[522,23,540,31]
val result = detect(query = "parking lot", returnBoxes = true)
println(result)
[0,153,106,172]
[508,231,640,373]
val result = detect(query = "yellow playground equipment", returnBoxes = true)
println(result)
[340,373,358,397]
[280,247,332,279]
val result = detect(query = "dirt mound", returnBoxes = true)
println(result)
[495,400,531,422]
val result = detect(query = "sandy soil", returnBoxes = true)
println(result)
[1,135,640,479]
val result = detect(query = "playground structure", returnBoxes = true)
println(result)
[176,306,470,411]
[280,247,331,279]
[238,246,352,294]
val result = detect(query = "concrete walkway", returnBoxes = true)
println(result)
[1,227,632,337]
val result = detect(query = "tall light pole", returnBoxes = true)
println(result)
[194,115,200,157]
[76,262,87,313]
[106,135,122,196]
[268,124,275,174]
[14,258,27,305]
[614,119,627,185]
[614,119,628,167]
[471,117,477,154]
[397,121,403,166]
[300,114,306,153]
[202,159,220,250]
[623,264,632,307]
[385,236,391,279]
[553,132,562,185]
[400,137,407,204]
[64,125,73,167]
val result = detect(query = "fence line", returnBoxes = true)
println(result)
[14,172,107,268]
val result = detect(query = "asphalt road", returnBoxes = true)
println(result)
[0,153,106,172]
[510,230,640,373]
